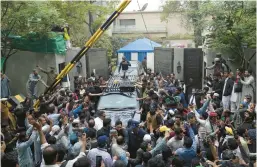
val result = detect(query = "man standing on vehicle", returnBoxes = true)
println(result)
[118,56,131,79]
[142,56,147,73]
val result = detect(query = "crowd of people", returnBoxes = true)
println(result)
[1,58,256,167]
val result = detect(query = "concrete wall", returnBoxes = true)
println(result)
[164,39,195,48]
[173,48,184,81]
[147,52,155,72]
[5,51,64,96]
[65,48,87,91]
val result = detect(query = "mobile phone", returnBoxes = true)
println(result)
[96,156,102,167]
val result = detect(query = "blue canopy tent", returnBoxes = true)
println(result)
[117,38,161,63]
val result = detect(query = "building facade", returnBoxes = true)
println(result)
[112,11,193,47]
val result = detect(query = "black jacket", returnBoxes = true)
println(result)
[129,148,145,166]
[213,79,223,99]
[222,78,234,96]
[119,60,131,72]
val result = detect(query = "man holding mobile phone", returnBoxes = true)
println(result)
[87,135,113,167]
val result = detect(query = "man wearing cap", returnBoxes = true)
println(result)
[26,69,41,99]
[37,65,57,87]
[157,126,170,145]
[205,54,227,76]
[87,135,113,167]
[212,93,221,108]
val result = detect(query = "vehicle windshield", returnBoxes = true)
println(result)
[98,93,138,109]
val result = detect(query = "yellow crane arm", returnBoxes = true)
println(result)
[33,0,131,110]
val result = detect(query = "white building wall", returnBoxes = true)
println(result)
[131,52,138,61]
[147,52,155,72]
[118,53,123,63]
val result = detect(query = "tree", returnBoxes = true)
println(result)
[161,1,210,48]
[50,1,117,47]
[110,36,127,58]
[206,1,256,68]
[1,1,64,73]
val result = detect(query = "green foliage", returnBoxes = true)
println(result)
[162,1,256,67]
[1,1,118,72]
[167,33,194,40]
[206,1,256,67]
[1,1,64,72]
[49,1,117,47]
[110,36,126,57]
[161,1,210,47]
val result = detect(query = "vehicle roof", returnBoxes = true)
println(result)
[103,75,138,94]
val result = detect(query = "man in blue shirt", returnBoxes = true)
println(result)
[240,95,252,109]
[174,124,197,167]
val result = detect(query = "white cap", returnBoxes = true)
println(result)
[49,125,60,136]
[168,109,175,115]
[73,118,80,124]
[143,134,151,142]
[214,93,219,97]
[42,124,50,134]
[214,58,220,62]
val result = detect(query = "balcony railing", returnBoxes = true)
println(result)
[112,25,167,33]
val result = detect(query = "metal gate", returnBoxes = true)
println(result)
[184,48,203,89]
[154,48,174,76]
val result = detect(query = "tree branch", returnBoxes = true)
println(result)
[1,2,9,20]
[229,30,244,55]
[84,21,94,35]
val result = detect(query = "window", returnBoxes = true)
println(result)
[120,19,135,26]
[98,94,137,109]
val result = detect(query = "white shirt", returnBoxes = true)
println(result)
[189,94,196,105]
[222,78,228,96]
[94,117,103,131]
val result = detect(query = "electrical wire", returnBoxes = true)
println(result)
[136,0,153,50]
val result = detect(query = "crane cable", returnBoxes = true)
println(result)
[33,0,131,109]
[136,0,153,49]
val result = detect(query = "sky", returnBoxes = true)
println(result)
[122,0,166,11]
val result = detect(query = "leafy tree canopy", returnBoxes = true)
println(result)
[161,1,256,67]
